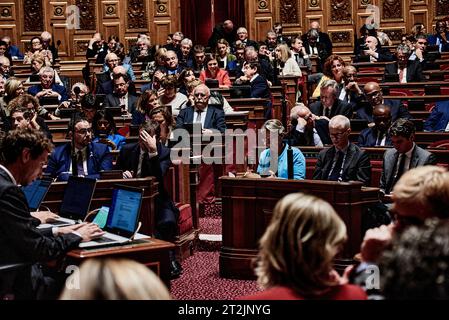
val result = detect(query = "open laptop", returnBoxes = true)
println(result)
[79,185,144,248]
[22,176,53,212]
[41,176,97,227]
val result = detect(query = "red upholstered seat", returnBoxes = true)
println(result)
[177,203,193,235]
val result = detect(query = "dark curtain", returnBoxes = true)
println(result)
[180,0,245,45]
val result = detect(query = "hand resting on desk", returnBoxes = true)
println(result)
[31,211,60,224]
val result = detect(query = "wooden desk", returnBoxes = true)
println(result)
[219,177,380,279]
[227,98,268,129]
[66,238,175,288]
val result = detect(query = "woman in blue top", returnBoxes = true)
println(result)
[92,110,126,151]
[257,119,306,180]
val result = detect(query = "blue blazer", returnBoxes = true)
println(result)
[356,99,412,123]
[175,105,226,134]
[424,100,449,131]
[27,84,69,103]
[427,33,449,52]
[8,45,24,59]
[45,142,113,181]
[357,127,392,147]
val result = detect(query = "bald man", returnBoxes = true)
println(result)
[354,36,394,62]
[357,81,412,123]
[289,104,331,146]
[313,115,371,185]
[208,19,238,49]
[358,104,393,147]
[301,21,333,55]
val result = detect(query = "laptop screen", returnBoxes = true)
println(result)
[60,176,96,220]
[105,186,143,237]
[22,177,53,211]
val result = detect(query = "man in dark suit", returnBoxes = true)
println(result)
[301,21,333,56]
[340,66,365,110]
[102,73,138,115]
[289,104,331,146]
[115,120,181,278]
[353,36,394,63]
[234,61,273,119]
[358,81,412,123]
[158,50,184,76]
[313,115,371,185]
[358,104,393,147]
[384,44,424,83]
[208,19,238,50]
[0,128,102,299]
[45,117,113,181]
[424,100,449,131]
[380,119,437,195]
[232,27,259,52]
[176,84,226,134]
[309,79,353,119]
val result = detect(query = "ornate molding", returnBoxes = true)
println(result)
[128,0,147,29]
[24,0,44,32]
[104,3,117,17]
[382,28,405,42]
[0,4,13,19]
[309,0,320,8]
[329,31,352,46]
[155,0,169,15]
[436,0,449,18]
[76,0,96,30]
[330,0,352,24]
[258,0,270,12]
[280,0,299,24]
[360,0,372,6]
[382,0,403,21]
[74,39,89,55]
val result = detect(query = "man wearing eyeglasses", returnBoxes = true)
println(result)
[45,117,113,181]
[358,81,412,123]
[175,84,226,134]
[380,118,436,196]
[313,115,371,185]
[428,20,449,53]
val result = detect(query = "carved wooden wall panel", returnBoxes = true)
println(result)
[307,0,322,11]
[76,0,97,30]
[127,0,147,30]
[329,0,352,25]
[435,0,449,18]
[381,0,404,21]
[24,0,44,32]
[279,0,299,25]
[329,30,353,47]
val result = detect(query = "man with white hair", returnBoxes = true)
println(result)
[232,27,259,51]
[354,36,394,62]
[175,84,226,134]
[1,36,23,60]
[0,56,12,80]
[289,104,331,146]
[27,66,68,104]
[313,115,371,185]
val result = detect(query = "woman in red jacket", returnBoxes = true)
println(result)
[199,54,231,88]
[241,192,367,300]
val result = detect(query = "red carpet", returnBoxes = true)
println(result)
[170,217,261,300]
[170,251,261,300]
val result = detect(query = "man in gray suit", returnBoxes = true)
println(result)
[380,118,437,196]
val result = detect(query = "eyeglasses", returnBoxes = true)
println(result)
[330,130,349,138]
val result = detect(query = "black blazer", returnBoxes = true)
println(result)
[310,98,353,119]
[384,60,425,82]
[357,127,392,147]
[289,118,331,146]
[313,143,372,186]
[175,105,226,134]
[115,143,179,230]
[103,93,138,114]
[0,168,81,299]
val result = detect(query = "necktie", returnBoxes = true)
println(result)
[329,150,344,181]
[77,150,84,176]
[394,153,406,185]
[195,111,202,124]
[376,132,383,146]
[324,108,330,118]
[295,53,300,65]
[399,68,405,83]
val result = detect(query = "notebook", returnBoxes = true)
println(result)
[22,177,53,212]
[79,185,144,248]
[40,176,97,228]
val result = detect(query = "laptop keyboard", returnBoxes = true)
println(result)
[95,236,118,243]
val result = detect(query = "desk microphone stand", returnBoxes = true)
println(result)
[71,87,81,177]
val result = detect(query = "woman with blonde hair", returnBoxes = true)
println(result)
[60,258,171,300]
[0,77,24,116]
[274,43,301,77]
[241,192,367,300]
